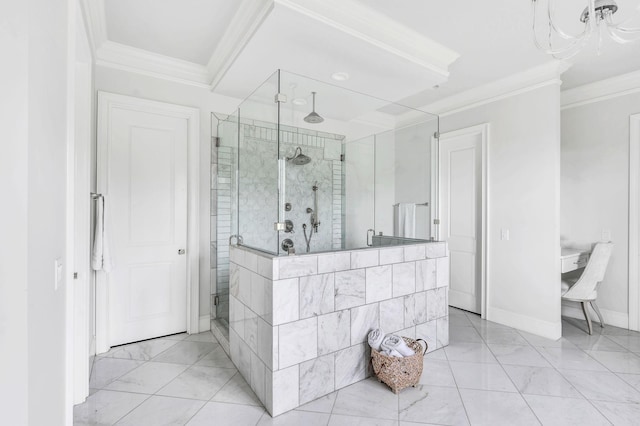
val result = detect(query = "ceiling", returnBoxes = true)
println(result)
[92,0,640,114]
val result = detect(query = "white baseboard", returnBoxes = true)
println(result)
[199,315,211,332]
[488,306,562,340]
[561,301,629,329]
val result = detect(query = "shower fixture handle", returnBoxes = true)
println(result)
[367,229,375,247]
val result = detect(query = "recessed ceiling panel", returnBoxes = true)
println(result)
[214,4,448,108]
[105,0,241,64]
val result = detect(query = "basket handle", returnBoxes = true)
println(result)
[416,339,428,355]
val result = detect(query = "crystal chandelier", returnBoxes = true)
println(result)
[532,0,640,58]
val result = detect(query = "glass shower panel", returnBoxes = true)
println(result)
[374,116,440,243]
[211,113,238,326]
[236,71,281,254]
[344,135,375,249]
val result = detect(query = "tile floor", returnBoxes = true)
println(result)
[75,308,640,425]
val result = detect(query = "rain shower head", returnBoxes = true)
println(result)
[286,147,311,165]
[304,92,324,124]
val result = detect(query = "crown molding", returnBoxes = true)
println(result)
[78,0,108,56]
[275,0,459,78]
[409,60,571,119]
[207,0,275,90]
[561,69,640,110]
[96,41,211,88]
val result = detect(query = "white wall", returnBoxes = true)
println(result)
[94,67,239,320]
[441,84,562,339]
[0,2,29,424]
[561,92,640,326]
[25,0,74,423]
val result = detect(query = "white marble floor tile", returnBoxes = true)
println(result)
[162,332,189,341]
[537,348,608,371]
[563,334,627,352]
[256,410,331,426]
[115,395,204,425]
[332,378,398,420]
[157,366,236,400]
[458,388,540,426]
[423,348,448,360]
[76,308,640,426]
[523,394,610,426]
[590,400,640,425]
[448,313,474,328]
[449,326,483,343]
[617,372,640,391]
[89,358,146,389]
[105,362,189,394]
[296,393,337,414]
[488,344,552,367]
[518,331,579,349]
[503,365,582,398]
[585,350,640,374]
[478,328,530,345]
[444,342,498,364]
[100,339,180,361]
[559,369,640,403]
[604,335,640,352]
[73,390,148,426]
[449,361,517,392]
[151,341,218,365]
[399,385,469,425]
[329,414,398,425]
[186,401,265,426]
[211,372,262,406]
[184,332,217,343]
[194,345,235,369]
[420,359,457,387]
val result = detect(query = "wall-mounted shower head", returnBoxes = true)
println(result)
[304,92,324,124]
[286,147,311,165]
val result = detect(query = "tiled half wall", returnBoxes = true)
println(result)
[228,242,449,416]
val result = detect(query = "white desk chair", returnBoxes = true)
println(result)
[561,242,613,335]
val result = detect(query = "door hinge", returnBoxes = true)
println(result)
[212,136,220,148]
[274,93,287,103]
[433,219,440,225]
[433,131,440,139]
[340,154,345,162]
[213,295,219,306]
[73,272,78,279]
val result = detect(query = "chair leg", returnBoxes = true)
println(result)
[581,301,593,335]
[590,301,605,328]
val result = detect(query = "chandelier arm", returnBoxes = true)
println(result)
[607,26,640,43]
[547,0,590,40]
[605,13,640,33]
[532,0,588,55]
[532,30,590,57]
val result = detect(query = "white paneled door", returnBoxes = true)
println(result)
[102,100,188,347]
[439,127,484,314]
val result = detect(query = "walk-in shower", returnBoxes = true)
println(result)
[210,70,439,331]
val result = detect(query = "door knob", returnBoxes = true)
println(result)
[178,249,186,255]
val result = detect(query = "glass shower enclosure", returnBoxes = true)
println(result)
[211,70,439,330]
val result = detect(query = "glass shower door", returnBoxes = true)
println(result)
[236,70,281,254]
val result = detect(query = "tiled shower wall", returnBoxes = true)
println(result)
[212,119,345,324]
[228,242,450,416]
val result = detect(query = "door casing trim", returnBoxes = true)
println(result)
[96,91,200,353]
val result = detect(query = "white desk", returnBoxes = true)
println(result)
[561,248,590,273]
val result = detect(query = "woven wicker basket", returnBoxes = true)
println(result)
[371,337,428,394]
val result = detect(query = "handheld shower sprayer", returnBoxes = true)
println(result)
[311,181,320,232]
